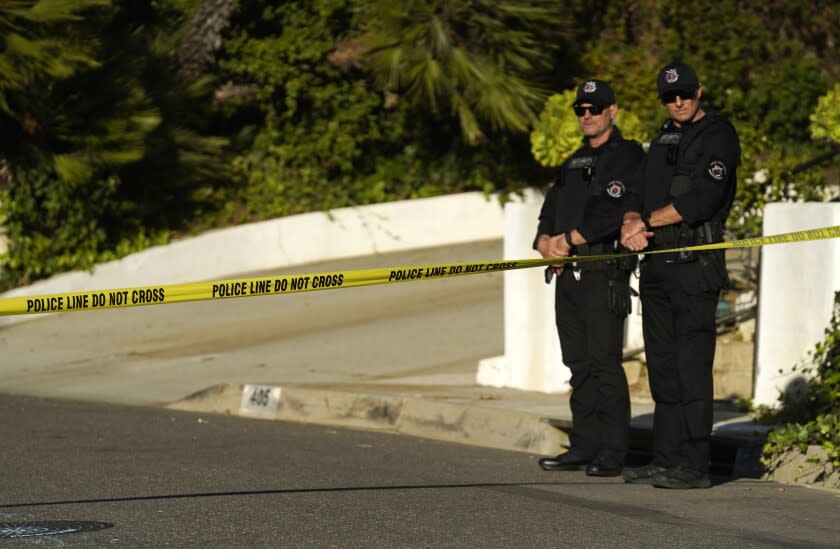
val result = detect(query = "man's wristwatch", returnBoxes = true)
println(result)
[641,212,654,231]
[564,231,574,248]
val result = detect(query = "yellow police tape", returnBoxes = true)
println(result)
[2,224,839,317]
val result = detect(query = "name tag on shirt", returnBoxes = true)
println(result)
[656,132,682,145]
[568,156,596,169]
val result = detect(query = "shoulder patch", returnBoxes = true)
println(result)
[707,160,727,181]
[606,180,625,198]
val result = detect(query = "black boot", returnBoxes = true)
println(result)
[538,452,590,471]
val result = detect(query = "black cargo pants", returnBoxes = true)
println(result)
[554,267,630,462]
[639,256,719,474]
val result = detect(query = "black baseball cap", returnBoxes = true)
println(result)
[657,62,700,98]
[573,79,615,106]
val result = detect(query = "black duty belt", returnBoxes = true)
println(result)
[571,241,613,272]
[651,225,695,248]
[653,221,723,248]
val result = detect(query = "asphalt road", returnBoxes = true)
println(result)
[1,393,838,548]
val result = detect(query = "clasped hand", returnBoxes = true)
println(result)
[621,218,653,252]
[537,234,571,274]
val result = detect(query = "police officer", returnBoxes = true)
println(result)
[535,79,644,477]
[620,62,740,489]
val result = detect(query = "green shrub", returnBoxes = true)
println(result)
[810,82,840,144]
[215,0,546,223]
[0,161,169,289]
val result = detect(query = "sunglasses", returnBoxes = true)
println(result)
[661,90,696,104]
[572,104,607,117]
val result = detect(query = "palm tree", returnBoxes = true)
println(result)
[0,0,109,165]
[359,0,567,144]
[0,0,108,112]
[177,0,237,81]
[0,1,230,289]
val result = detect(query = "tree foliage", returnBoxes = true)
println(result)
[359,0,565,144]
[213,0,556,223]
[0,0,228,289]
[215,0,406,219]
[0,0,108,111]
[0,0,838,289]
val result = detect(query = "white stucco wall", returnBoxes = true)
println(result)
[476,188,570,393]
[753,202,840,407]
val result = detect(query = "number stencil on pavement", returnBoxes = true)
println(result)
[239,384,282,416]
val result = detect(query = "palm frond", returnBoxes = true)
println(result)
[359,0,567,141]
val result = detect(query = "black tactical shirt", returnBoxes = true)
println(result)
[535,127,645,247]
[625,113,740,227]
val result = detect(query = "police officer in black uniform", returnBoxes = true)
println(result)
[535,80,644,477]
[621,62,740,489]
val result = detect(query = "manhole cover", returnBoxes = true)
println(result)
[0,521,113,539]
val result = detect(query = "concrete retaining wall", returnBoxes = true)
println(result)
[0,192,507,327]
